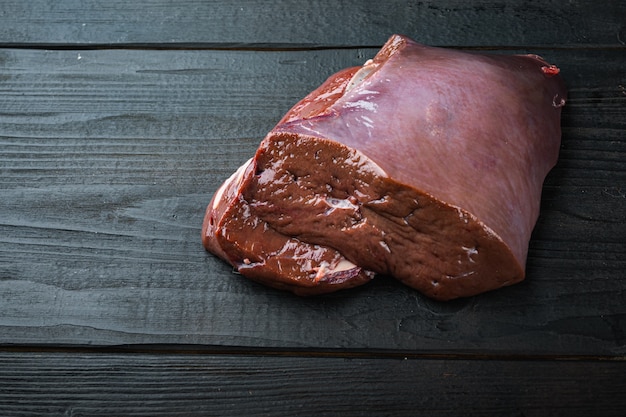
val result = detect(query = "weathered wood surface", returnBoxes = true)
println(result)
[1,350,625,417]
[1,0,625,48]
[0,0,625,415]
[1,46,624,355]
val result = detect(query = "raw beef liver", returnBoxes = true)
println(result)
[202,34,566,300]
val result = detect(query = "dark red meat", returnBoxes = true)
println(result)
[202,34,566,300]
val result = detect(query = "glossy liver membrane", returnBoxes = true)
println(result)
[202,34,567,300]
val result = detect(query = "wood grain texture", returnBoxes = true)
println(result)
[1,47,625,354]
[0,0,625,48]
[0,1,625,416]
[1,351,625,417]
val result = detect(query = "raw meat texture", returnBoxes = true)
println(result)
[202,34,566,300]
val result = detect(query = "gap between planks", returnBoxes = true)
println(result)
[0,344,624,362]
[0,42,625,52]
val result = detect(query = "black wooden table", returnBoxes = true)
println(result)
[1,1,625,415]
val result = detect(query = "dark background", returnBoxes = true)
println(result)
[1,1,625,415]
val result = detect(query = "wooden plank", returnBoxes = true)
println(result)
[1,47,625,354]
[0,350,625,417]
[0,0,625,48]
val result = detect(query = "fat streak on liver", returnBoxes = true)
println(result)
[202,34,566,300]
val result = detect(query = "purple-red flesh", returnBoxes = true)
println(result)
[202,34,566,300]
